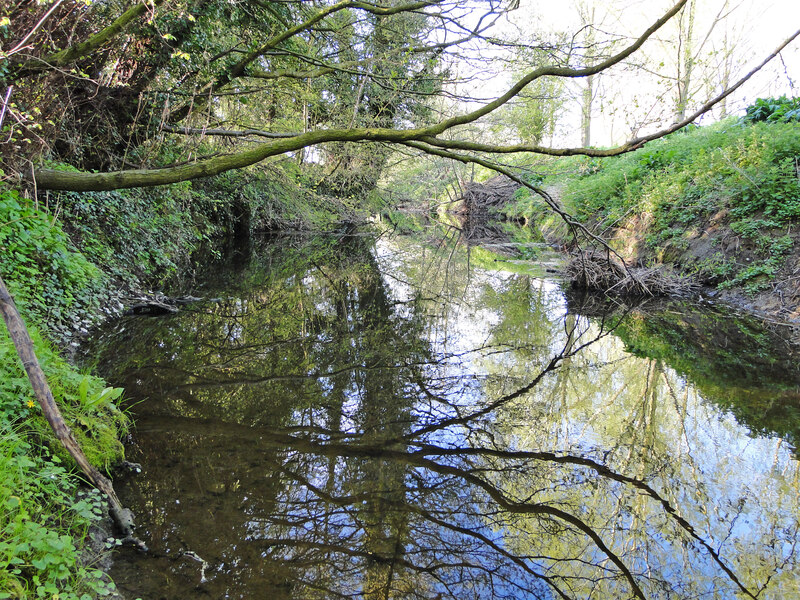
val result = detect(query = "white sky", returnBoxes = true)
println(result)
[457,0,800,147]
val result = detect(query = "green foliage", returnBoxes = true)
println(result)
[0,430,117,600]
[742,96,800,124]
[0,186,105,333]
[2,160,352,340]
[504,183,549,223]
[55,183,215,288]
[0,322,126,599]
[558,120,800,291]
[0,325,127,471]
[55,160,353,290]
[381,153,473,206]
[197,164,348,232]
[490,42,566,145]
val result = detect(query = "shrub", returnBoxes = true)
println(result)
[742,96,800,124]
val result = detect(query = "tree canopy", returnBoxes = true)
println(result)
[1,0,798,193]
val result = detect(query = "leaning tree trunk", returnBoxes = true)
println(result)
[0,275,135,536]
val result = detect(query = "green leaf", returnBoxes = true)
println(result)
[78,376,89,405]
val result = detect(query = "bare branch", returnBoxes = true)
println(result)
[417,28,800,157]
[168,0,444,122]
[161,124,299,139]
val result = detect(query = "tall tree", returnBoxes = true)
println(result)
[1,0,797,192]
[673,0,697,121]
[579,3,598,147]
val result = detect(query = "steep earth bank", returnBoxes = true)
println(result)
[496,120,800,326]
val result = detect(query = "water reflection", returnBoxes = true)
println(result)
[86,231,800,600]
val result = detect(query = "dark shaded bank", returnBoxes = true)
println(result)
[0,166,364,598]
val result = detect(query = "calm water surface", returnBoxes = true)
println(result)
[86,230,800,600]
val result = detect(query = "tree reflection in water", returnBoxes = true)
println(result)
[86,231,800,600]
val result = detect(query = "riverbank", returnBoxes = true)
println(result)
[501,119,800,325]
[0,163,366,598]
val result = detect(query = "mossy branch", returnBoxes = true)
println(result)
[27,0,798,194]
[11,0,165,80]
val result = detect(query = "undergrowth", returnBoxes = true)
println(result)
[0,187,106,338]
[0,324,127,599]
[505,118,800,293]
[0,428,117,600]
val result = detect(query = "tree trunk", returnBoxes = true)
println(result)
[579,4,597,148]
[581,73,593,147]
[674,0,696,122]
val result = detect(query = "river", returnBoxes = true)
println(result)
[83,227,800,600]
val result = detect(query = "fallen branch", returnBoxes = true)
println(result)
[458,175,520,215]
[0,275,141,543]
[565,250,699,297]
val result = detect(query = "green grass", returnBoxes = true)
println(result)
[0,324,127,599]
[509,119,800,292]
[562,121,800,225]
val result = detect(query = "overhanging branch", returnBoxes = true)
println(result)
[418,27,800,157]
[28,1,798,193]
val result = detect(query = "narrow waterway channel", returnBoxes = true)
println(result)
[84,228,800,600]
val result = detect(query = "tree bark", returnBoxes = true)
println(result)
[674,0,696,122]
[581,73,593,147]
[579,4,597,148]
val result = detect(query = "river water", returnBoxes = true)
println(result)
[85,229,800,600]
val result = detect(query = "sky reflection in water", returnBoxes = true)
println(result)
[88,231,800,600]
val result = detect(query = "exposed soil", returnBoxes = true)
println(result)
[462,177,800,328]
[608,209,800,325]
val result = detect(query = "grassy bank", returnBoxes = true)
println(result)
[1,181,131,598]
[504,116,800,315]
[0,160,359,598]
[0,326,127,599]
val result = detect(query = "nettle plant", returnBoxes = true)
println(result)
[742,96,800,124]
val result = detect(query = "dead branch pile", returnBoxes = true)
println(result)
[565,250,700,297]
[460,175,520,215]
